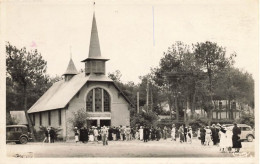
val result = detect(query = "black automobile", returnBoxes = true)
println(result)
[6,125,32,144]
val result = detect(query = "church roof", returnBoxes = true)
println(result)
[81,13,109,62]
[63,58,78,75]
[28,73,133,113]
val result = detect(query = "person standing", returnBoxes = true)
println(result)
[108,126,113,141]
[88,127,94,142]
[112,127,117,141]
[135,127,139,140]
[74,127,79,143]
[101,125,108,146]
[187,126,192,143]
[183,125,188,142]
[211,124,219,145]
[93,127,99,142]
[80,126,88,143]
[151,127,156,141]
[226,127,233,153]
[232,123,242,152]
[205,126,212,146]
[163,126,168,140]
[125,126,131,141]
[178,126,184,143]
[116,127,120,140]
[200,126,206,145]
[120,126,125,141]
[43,127,50,143]
[171,124,176,141]
[143,125,150,142]
[139,126,144,141]
[219,126,227,152]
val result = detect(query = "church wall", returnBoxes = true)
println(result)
[30,109,67,141]
[65,81,130,140]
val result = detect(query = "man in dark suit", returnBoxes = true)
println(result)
[183,125,188,142]
[50,127,55,143]
[143,125,150,142]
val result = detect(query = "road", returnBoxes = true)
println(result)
[6,138,255,158]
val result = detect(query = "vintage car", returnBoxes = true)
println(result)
[224,124,255,142]
[6,125,32,144]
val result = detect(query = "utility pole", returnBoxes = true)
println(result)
[137,92,140,114]
[146,79,149,111]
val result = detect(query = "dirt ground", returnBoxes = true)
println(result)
[6,138,255,158]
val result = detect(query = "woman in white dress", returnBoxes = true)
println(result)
[171,124,176,141]
[205,126,212,146]
[187,126,193,143]
[219,127,227,152]
[225,127,233,153]
[139,126,144,141]
[89,127,94,142]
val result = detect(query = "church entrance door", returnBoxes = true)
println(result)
[87,120,97,127]
[100,120,111,127]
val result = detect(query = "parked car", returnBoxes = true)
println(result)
[6,125,32,144]
[224,124,255,142]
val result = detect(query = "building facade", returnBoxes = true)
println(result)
[28,13,132,140]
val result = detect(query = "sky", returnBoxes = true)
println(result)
[1,0,259,84]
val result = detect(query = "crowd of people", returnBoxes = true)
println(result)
[43,123,243,153]
[72,125,177,145]
[198,123,242,153]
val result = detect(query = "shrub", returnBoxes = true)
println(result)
[35,126,62,142]
[68,108,89,129]
[130,111,159,127]
[238,112,255,128]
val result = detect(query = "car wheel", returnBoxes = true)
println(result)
[247,135,254,142]
[19,137,28,144]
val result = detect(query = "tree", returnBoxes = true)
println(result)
[108,70,122,83]
[69,108,89,129]
[154,41,204,123]
[6,42,50,140]
[193,41,235,122]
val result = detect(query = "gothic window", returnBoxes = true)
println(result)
[86,88,110,112]
[95,88,102,112]
[104,90,110,112]
[86,90,93,112]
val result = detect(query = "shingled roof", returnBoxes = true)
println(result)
[28,73,133,113]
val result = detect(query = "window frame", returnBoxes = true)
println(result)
[48,111,51,126]
[86,88,111,112]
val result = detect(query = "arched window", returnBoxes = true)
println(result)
[86,88,111,112]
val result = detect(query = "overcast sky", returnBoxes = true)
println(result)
[2,0,258,84]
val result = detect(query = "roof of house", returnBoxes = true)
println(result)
[10,111,28,124]
[28,73,133,113]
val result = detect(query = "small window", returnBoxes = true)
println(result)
[39,113,42,126]
[16,127,23,132]
[219,102,222,110]
[32,113,35,126]
[58,109,62,126]
[48,111,51,126]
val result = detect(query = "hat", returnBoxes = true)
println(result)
[217,123,221,126]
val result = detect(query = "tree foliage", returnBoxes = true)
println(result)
[69,108,89,129]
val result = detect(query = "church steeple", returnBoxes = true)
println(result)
[64,57,78,81]
[82,11,109,76]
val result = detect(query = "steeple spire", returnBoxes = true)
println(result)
[64,49,78,81]
[82,9,109,76]
[64,58,78,75]
[88,13,101,58]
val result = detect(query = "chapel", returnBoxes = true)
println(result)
[28,12,132,140]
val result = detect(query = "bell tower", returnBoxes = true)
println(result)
[81,12,109,75]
